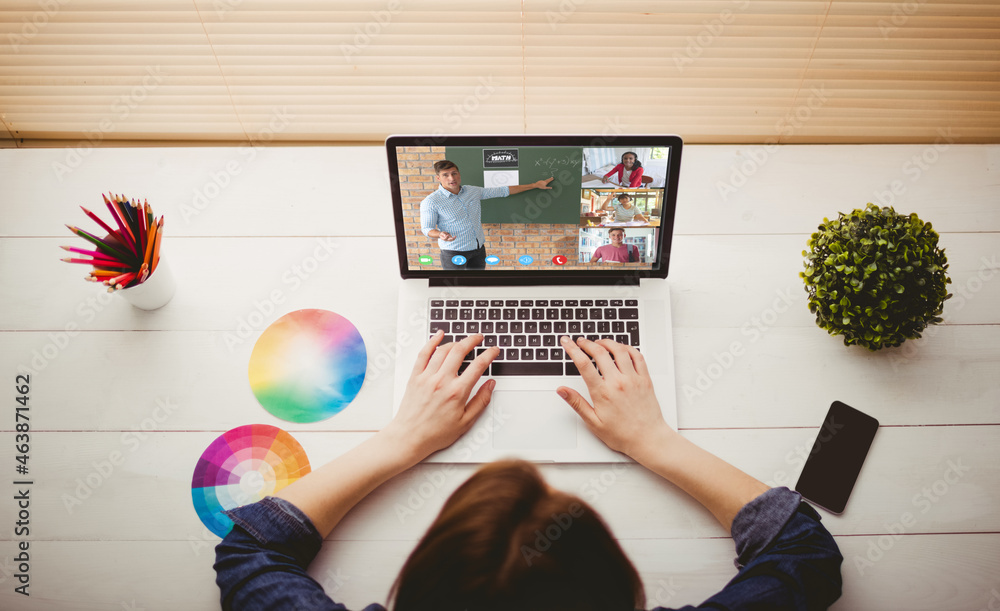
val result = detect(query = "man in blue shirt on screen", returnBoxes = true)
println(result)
[420,160,553,269]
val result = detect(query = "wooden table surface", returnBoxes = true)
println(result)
[0,143,997,610]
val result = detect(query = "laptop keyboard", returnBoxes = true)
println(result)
[428,299,640,376]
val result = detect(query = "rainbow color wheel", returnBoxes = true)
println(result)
[249,309,367,423]
[191,424,311,538]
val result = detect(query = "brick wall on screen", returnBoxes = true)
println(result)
[399,146,446,267]
[398,147,645,270]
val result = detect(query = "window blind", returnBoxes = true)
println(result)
[1,0,997,145]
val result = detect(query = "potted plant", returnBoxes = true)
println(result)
[801,203,952,351]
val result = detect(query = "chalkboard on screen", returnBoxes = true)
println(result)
[443,146,583,224]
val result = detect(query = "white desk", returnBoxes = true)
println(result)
[0,144,998,610]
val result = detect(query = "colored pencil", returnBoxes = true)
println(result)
[138,201,149,256]
[92,256,128,267]
[150,216,163,272]
[65,225,135,261]
[142,213,158,268]
[80,206,123,242]
[113,194,127,224]
[103,194,130,247]
[124,195,138,231]
[105,270,137,286]
[61,257,131,268]
[63,249,122,265]
[125,197,142,257]
[117,273,139,289]
[118,195,138,254]
[121,194,134,223]
[135,200,147,259]
[106,195,137,253]
[61,245,116,259]
[128,199,140,256]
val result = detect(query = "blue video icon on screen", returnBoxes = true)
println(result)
[518,255,534,265]
[451,255,467,266]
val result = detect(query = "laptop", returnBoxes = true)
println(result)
[388,135,682,463]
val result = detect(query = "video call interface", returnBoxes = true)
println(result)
[397,144,672,271]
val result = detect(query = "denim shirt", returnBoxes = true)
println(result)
[214,487,842,610]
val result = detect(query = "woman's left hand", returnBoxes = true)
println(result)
[382,332,499,462]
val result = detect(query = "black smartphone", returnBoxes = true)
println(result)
[794,401,879,514]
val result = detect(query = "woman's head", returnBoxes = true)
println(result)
[390,460,644,611]
[621,152,642,170]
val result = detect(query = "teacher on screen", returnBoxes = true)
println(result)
[420,160,553,270]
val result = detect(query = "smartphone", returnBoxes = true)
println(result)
[794,401,879,514]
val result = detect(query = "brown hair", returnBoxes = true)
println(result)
[433,160,459,174]
[389,460,644,611]
[609,228,626,237]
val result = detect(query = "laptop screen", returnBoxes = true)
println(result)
[387,135,681,281]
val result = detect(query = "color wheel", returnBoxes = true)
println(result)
[191,424,311,538]
[249,309,367,423]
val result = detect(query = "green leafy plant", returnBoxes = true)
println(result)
[801,204,951,350]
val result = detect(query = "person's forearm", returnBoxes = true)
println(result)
[274,429,420,538]
[508,184,534,195]
[633,428,770,531]
[426,228,441,238]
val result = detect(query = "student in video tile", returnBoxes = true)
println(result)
[215,333,843,610]
[420,160,553,270]
[591,228,640,264]
[602,151,644,187]
[597,193,647,223]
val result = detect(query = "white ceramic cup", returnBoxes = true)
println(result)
[116,259,176,310]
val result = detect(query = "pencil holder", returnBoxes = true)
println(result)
[116,258,176,310]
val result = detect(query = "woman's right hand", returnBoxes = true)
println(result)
[385,332,498,461]
[601,176,610,183]
[556,336,676,459]
[558,339,770,532]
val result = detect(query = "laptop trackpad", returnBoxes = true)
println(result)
[491,391,578,450]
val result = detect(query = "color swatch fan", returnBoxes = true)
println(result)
[191,424,311,538]
[249,309,367,423]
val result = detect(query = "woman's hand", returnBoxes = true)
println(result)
[601,176,610,183]
[274,333,497,538]
[556,336,676,459]
[557,338,771,531]
[382,332,499,462]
